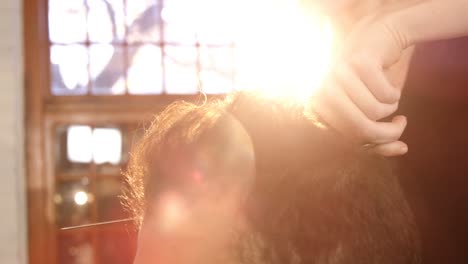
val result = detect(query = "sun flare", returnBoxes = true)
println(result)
[161,0,336,102]
[234,0,335,102]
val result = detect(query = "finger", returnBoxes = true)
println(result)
[335,63,399,121]
[313,83,407,144]
[369,140,408,157]
[350,56,400,104]
[384,46,415,90]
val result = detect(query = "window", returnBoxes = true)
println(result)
[48,0,235,96]
[53,123,137,264]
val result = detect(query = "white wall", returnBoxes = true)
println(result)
[0,0,27,263]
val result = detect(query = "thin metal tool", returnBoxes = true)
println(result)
[60,218,134,231]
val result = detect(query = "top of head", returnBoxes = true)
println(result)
[126,91,420,264]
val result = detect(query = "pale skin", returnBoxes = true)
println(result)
[313,0,468,156]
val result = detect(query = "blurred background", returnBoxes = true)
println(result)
[1,0,468,263]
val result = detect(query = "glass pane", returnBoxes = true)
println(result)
[55,125,89,177]
[161,0,197,45]
[58,232,94,264]
[164,46,199,94]
[67,125,93,164]
[98,230,136,264]
[88,0,126,43]
[56,179,92,228]
[127,45,163,94]
[57,125,123,176]
[66,125,123,164]
[162,0,236,45]
[126,0,161,43]
[49,0,87,44]
[97,178,127,222]
[51,45,89,95]
[90,45,126,95]
[163,23,197,45]
[96,126,133,175]
[200,46,235,94]
[92,128,123,165]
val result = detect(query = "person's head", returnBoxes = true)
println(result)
[124,92,420,264]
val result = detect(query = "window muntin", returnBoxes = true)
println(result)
[48,0,236,96]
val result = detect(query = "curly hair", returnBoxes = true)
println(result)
[123,92,420,263]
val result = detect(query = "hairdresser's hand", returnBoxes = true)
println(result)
[313,15,414,157]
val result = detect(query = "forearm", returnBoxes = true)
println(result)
[387,0,468,48]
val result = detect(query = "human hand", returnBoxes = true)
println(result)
[312,14,414,157]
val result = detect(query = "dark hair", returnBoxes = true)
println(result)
[123,92,420,263]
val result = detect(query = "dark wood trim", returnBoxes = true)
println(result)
[44,94,223,111]
[24,0,53,263]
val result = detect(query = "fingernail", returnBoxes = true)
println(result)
[400,145,408,153]
[392,115,406,123]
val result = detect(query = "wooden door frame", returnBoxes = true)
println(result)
[24,0,51,263]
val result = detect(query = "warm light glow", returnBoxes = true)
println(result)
[158,192,187,233]
[159,0,336,101]
[234,0,335,102]
[74,191,89,206]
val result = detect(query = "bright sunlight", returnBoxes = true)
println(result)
[161,0,336,101]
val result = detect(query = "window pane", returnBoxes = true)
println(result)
[49,0,87,44]
[56,179,92,228]
[88,0,126,43]
[90,45,126,95]
[126,0,161,43]
[163,24,197,45]
[200,46,235,94]
[161,0,197,45]
[56,125,89,177]
[128,45,163,94]
[66,125,123,165]
[96,125,134,174]
[51,45,89,95]
[58,232,95,264]
[164,46,199,94]
[67,126,93,164]
[92,128,122,165]
[162,0,235,45]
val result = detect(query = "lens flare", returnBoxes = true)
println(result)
[159,0,335,102]
[234,0,335,102]
[158,192,187,232]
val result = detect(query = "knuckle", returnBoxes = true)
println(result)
[356,119,379,142]
[380,88,400,103]
[371,102,398,121]
[368,108,383,121]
